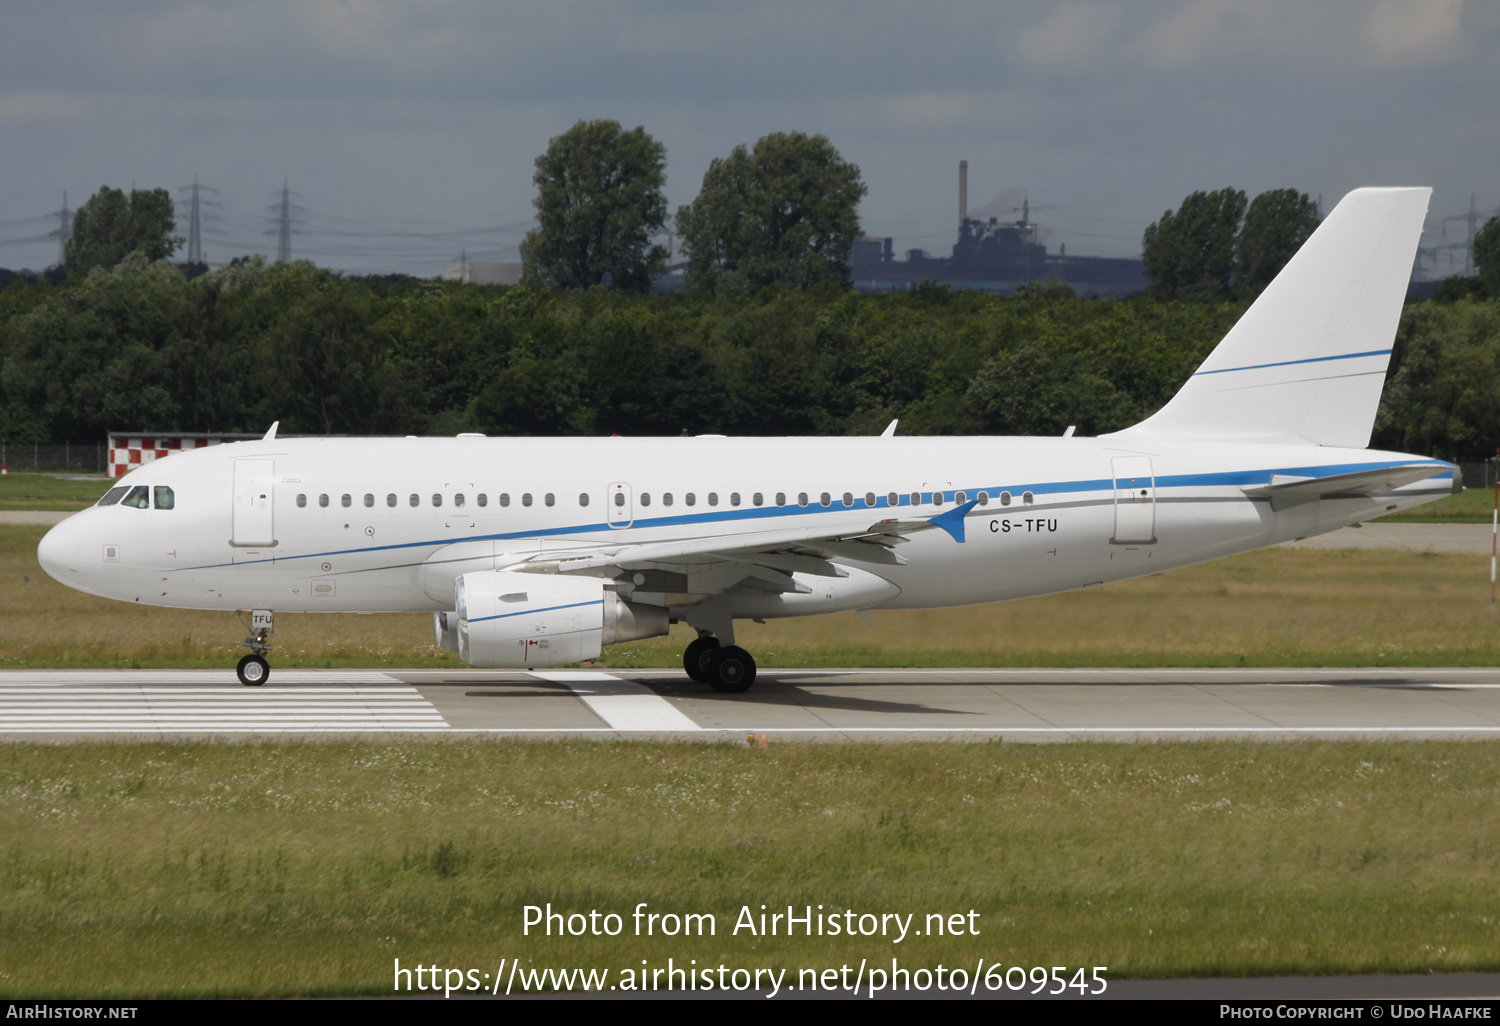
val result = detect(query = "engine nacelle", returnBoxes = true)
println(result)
[454,571,669,668]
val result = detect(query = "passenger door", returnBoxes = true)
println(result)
[232,459,276,547]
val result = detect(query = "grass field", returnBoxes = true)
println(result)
[0,472,110,512]
[2,523,1496,669]
[1376,486,1494,523]
[1,739,1497,996]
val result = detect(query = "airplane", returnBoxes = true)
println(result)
[36,187,1457,690]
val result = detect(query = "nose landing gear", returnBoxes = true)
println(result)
[236,609,275,686]
[682,632,756,693]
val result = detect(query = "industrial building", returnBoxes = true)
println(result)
[850,161,1146,297]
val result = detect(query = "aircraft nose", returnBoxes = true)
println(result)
[36,516,80,585]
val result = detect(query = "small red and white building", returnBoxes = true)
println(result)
[106,431,262,479]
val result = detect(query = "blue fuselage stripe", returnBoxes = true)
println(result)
[175,457,1449,573]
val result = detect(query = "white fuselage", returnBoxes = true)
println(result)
[37,434,1453,617]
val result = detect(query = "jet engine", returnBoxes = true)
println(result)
[451,570,669,668]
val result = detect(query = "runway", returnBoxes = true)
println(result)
[5,666,1500,740]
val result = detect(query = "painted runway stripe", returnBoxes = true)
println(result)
[530,670,703,732]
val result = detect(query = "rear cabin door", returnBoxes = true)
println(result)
[1111,455,1156,544]
[607,482,633,528]
[232,459,276,546]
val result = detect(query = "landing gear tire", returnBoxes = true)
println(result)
[683,636,720,684]
[237,654,270,687]
[707,645,756,693]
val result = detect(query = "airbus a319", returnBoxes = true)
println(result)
[37,188,1455,690]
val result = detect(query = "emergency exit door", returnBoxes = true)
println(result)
[232,459,276,546]
[607,482,633,528]
[1111,455,1156,544]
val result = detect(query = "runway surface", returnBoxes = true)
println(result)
[5,666,1500,740]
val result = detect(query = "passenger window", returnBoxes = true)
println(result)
[153,486,175,510]
[387,493,397,507]
[843,492,854,507]
[730,492,741,507]
[888,492,899,507]
[1023,491,1034,505]
[522,493,533,507]
[956,491,967,504]
[978,491,989,506]
[819,492,831,507]
[753,493,764,506]
[432,494,442,507]
[545,493,555,507]
[662,493,673,507]
[296,494,307,508]
[775,492,785,506]
[798,493,809,507]
[454,493,465,507]
[685,492,696,507]
[364,493,374,507]
[613,492,625,507]
[409,494,419,507]
[122,486,150,509]
[477,494,488,508]
[910,491,921,506]
[579,493,590,507]
[864,492,875,507]
[707,492,718,507]
[97,487,129,507]
[319,494,329,508]
[1000,491,1012,506]
[640,493,651,506]
[933,492,944,506]
[341,494,351,508]
[500,493,510,507]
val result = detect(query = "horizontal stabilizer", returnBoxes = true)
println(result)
[1242,464,1447,510]
[1113,187,1431,448]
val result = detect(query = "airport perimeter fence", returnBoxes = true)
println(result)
[0,442,108,475]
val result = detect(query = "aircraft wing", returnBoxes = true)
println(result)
[510,500,980,593]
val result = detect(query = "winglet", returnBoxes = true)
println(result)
[881,419,898,438]
[262,421,279,441]
[928,498,979,543]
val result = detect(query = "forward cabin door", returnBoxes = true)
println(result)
[232,459,276,546]
[607,482,633,529]
[1111,455,1156,544]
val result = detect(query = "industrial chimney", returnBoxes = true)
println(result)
[959,160,968,230]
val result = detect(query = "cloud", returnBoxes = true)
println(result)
[1365,0,1464,64]
[1019,3,1120,65]
[888,92,973,123]
[0,91,92,122]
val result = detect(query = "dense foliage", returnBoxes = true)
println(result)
[0,256,1495,460]
[1142,187,1319,301]
[64,186,180,282]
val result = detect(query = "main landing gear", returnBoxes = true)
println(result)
[236,609,275,686]
[683,634,757,693]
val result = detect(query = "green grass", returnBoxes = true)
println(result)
[1,740,1497,996]
[0,472,111,512]
[3,524,1498,669]
[1375,487,1494,523]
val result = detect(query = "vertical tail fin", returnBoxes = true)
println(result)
[1113,187,1430,448]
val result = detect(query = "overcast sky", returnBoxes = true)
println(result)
[1,0,1496,278]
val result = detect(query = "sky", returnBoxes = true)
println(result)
[1,0,1496,279]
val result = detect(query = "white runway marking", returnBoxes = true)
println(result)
[531,670,703,732]
[0,670,446,733]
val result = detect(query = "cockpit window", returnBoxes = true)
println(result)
[96,487,129,507]
[153,486,175,510]
[121,486,150,509]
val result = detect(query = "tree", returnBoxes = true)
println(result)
[676,132,866,293]
[1235,189,1320,298]
[1474,214,1500,295]
[64,186,181,280]
[519,120,668,291]
[1141,188,1247,299]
